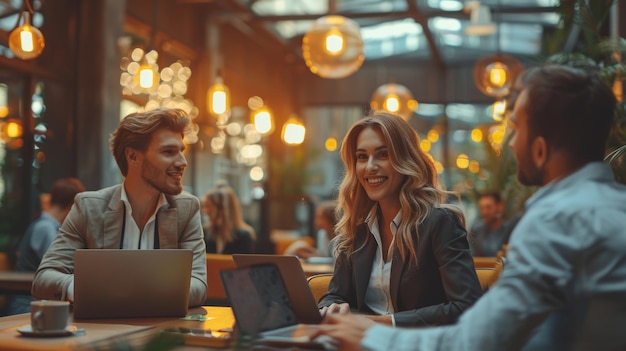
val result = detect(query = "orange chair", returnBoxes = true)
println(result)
[274,237,314,255]
[473,256,498,268]
[474,256,505,292]
[307,273,332,303]
[205,254,236,306]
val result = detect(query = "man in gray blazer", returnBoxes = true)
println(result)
[32,108,207,307]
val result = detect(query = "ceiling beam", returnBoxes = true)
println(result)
[406,0,444,71]
[227,6,561,22]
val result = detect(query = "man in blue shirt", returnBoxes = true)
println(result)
[313,65,626,350]
[7,178,85,314]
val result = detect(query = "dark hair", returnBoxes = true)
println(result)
[516,65,616,163]
[50,177,85,209]
[109,108,190,176]
[478,191,501,203]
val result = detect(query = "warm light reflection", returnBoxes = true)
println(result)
[252,108,273,135]
[427,130,439,143]
[471,128,483,142]
[492,100,506,121]
[250,166,264,181]
[434,161,444,174]
[456,154,469,169]
[420,139,431,152]
[488,62,508,88]
[282,117,306,145]
[469,160,480,173]
[325,137,338,151]
[2,120,23,139]
[0,83,8,118]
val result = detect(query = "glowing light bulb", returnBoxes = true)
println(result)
[456,154,469,169]
[212,91,227,115]
[383,94,400,113]
[488,62,508,88]
[8,12,45,60]
[253,108,273,135]
[20,29,34,52]
[138,67,154,88]
[471,128,483,142]
[324,28,344,55]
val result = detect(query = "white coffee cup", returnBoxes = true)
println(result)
[30,300,69,332]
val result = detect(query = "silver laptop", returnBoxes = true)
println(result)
[73,249,192,319]
[232,254,323,324]
[220,264,335,349]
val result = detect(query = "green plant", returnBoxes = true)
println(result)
[544,0,626,183]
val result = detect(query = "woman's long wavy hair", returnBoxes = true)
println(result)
[204,181,256,243]
[333,112,465,263]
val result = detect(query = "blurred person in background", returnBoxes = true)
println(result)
[6,177,85,315]
[203,181,256,254]
[469,191,520,257]
[284,200,338,259]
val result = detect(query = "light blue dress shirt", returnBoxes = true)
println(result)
[361,162,626,351]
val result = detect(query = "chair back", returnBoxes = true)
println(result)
[474,256,505,292]
[473,256,498,268]
[307,273,332,303]
[205,254,236,305]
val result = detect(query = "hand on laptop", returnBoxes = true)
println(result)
[320,302,350,317]
[312,314,375,351]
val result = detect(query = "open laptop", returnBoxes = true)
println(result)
[220,264,335,349]
[73,249,192,319]
[232,254,323,324]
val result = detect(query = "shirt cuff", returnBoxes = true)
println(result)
[362,324,397,350]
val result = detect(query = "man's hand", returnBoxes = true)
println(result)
[319,302,350,317]
[312,314,375,351]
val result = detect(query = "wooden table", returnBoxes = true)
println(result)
[0,272,34,295]
[0,306,235,351]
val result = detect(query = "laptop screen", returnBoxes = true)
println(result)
[220,263,298,336]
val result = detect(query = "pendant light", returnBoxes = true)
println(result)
[9,0,45,60]
[370,83,418,121]
[302,14,364,79]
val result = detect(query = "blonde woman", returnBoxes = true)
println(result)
[318,112,482,327]
[203,182,255,254]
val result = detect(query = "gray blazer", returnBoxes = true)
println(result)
[32,184,208,307]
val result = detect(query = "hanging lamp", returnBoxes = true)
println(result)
[370,83,418,121]
[281,115,306,145]
[207,70,230,120]
[9,0,45,60]
[302,15,364,79]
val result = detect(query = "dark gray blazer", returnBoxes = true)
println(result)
[318,207,482,327]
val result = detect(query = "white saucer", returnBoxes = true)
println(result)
[16,325,84,337]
